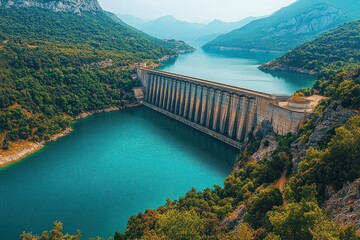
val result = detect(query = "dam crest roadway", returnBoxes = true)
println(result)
[136,68,319,149]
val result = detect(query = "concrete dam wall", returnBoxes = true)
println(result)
[137,68,310,149]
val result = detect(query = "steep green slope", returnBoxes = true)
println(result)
[260,20,360,74]
[0,7,174,149]
[204,0,360,52]
[260,20,360,107]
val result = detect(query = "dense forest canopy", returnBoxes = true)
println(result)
[0,7,175,149]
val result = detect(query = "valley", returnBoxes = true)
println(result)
[0,0,359,239]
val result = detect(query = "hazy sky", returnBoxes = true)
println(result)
[98,0,297,23]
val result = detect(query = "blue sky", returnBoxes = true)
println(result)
[98,0,296,22]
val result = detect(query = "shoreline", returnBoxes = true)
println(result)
[202,45,285,54]
[258,62,318,76]
[0,103,140,168]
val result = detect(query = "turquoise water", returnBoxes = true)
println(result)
[158,44,315,95]
[0,107,237,239]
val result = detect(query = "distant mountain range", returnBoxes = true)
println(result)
[117,14,262,42]
[204,0,360,52]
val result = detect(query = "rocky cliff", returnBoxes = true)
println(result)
[324,178,360,229]
[204,0,358,52]
[0,0,102,13]
[267,4,346,37]
[291,102,357,170]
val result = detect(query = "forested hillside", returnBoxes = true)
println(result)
[260,20,360,73]
[261,20,360,108]
[0,7,174,150]
[204,0,360,52]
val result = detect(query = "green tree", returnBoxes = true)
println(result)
[244,187,283,229]
[267,201,339,240]
[156,210,205,240]
[19,221,81,240]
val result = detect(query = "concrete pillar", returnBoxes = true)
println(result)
[166,79,173,111]
[206,89,215,128]
[245,98,257,137]
[200,86,208,125]
[170,79,177,113]
[146,74,153,102]
[151,75,157,105]
[183,82,191,118]
[155,76,162,106]
[178,82,186,116]
[145,74,151,102]
[219,92,230,134]
[194,85,203,123]
[162,78,168,109]
[188,84,197,120]
[227,94,239,138]
[212,90,222,131]
[158,76,165,107]
[174,80,182,114]
[236,97,250,141]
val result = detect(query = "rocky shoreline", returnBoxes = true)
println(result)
[0,104,140,168]
[259,61,318,75]
[203,45,284,54]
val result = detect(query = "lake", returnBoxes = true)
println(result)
[0,107,237,239]
[158,43,315,95]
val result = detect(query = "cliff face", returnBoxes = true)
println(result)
[0,0,102,13]
[267,4,346,37]
[324,178,360,229]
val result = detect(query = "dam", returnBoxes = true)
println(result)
[137,68,314,149]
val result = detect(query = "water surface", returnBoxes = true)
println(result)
[0,107,237,239]
[158,43,315,95]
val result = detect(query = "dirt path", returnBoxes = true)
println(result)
[274,170,288,205]
[274,170,287,192]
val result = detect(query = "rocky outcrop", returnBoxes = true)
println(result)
[221,204,247,229]
[291,102,357,170]
[324,179,360,229]
[0,0,102,14]
[0,142,44,167]
[250,121,278,163]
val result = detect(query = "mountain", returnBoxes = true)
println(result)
[202,17,259,36]
[259,20,360,75]
[0,0,102,14]
[117,13,146,28]
[117,14,262,42]
[137,15,204,40]
[204,0,360,52]
[0,1,175,153]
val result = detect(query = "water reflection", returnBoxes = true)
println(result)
[138,106,238,169]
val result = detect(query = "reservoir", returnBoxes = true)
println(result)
[0,107,237,239]
[158,43,315,95]
[0,47,315,239]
